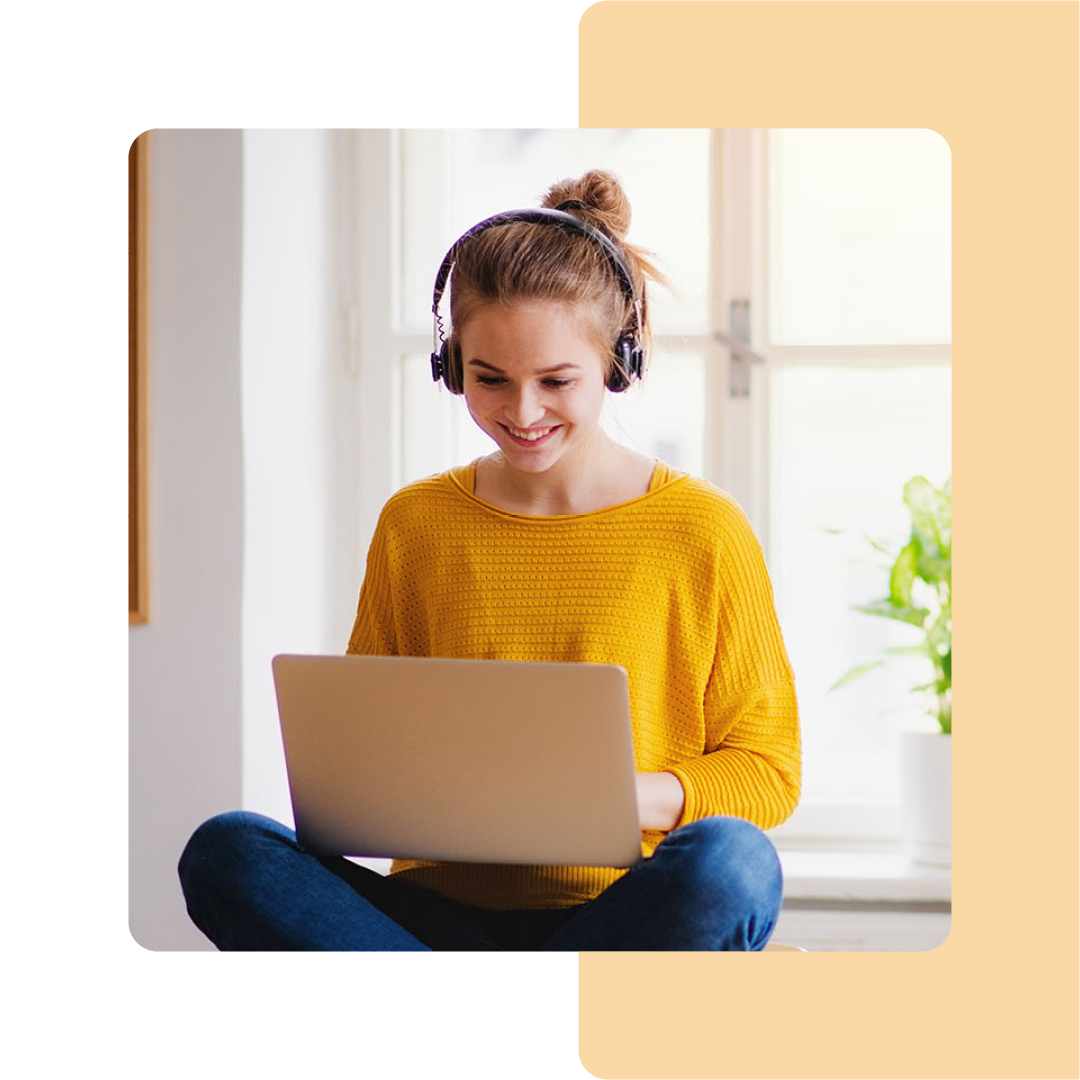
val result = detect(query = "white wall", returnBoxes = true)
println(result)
[129,129,362,949]
[239,130,361,823]
[129,129,244,950]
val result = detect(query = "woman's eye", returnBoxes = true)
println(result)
[473,375,572,389]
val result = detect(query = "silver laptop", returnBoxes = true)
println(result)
[271,654,643,868]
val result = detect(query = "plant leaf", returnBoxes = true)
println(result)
[881,645,931,658]
[853,599,930,628]
[916,550,952,592]
[926,609,952,670]
[827,661,887,692]
[862,534,897,557]
[889,539,919,607]
[904,475,951,563]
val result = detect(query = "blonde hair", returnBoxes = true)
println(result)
[442,169,666,394]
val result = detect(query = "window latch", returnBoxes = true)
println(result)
[714,299,766,398]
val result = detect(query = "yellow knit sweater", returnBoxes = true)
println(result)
[346,460,800,910]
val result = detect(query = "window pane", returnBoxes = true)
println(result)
[768,129,951,346]
[401,129,711,335]
[768,365,951,806]
[399,354,492,487]
[601,350,705,475]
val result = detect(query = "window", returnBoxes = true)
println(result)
[351,128,951,846]
[366,129,713,490]
[756,130,951,842]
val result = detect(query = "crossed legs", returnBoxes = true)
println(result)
[178,812,782,952]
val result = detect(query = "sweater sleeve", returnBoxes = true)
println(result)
[346,512,399,657]
[664,500,802,831]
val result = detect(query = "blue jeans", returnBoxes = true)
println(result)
[178,811,782,951]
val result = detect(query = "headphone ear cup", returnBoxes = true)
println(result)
[607,336,637,392]
[431,342,460,391]
[430,346,445,384]
[427,343,453,390]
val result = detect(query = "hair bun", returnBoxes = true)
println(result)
[542,169,631,241]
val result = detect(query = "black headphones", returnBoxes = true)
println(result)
[429,204,646,393]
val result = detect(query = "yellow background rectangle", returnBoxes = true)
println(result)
[579,3,1078,1078]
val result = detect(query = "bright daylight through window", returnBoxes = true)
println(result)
[357,128,951,846]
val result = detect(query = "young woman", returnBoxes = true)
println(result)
[179,169,801,951]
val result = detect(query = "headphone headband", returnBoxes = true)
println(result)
[430,207,646,393]
[431,208,639,314]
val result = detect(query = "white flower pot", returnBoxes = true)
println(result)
[899,730,951,867]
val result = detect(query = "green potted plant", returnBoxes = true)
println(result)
[829,474,951,866]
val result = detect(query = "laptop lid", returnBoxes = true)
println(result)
[272,654,643,868]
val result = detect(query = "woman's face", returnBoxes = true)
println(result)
[459,300,609,476]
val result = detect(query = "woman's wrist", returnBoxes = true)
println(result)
[635,770,686,832]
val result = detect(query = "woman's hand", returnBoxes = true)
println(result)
[635,771,686,832]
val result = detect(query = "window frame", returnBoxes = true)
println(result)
[349,127,951,849]
[732,128,951,847]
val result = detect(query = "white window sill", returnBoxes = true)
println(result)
[776,847,951,905]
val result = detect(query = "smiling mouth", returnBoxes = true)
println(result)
[502,424,560,446]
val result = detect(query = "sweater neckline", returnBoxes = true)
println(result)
[444,458,690,521]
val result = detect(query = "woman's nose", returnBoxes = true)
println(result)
[505,385,545,427]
